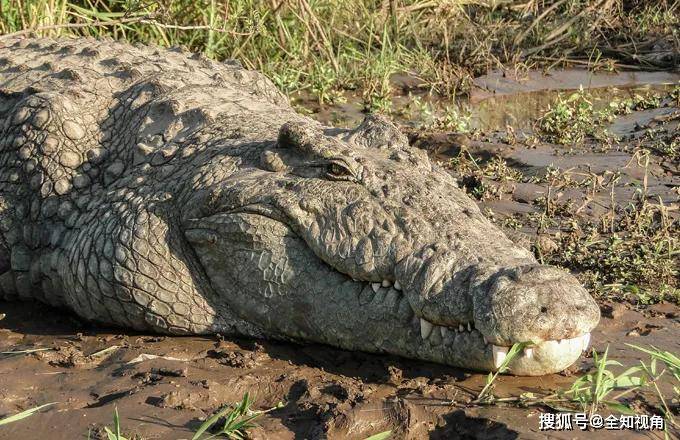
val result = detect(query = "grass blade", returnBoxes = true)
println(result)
[0,402,57,426]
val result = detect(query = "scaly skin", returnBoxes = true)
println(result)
[0,37,600,375]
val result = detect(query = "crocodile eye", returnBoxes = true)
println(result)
[326,162,354,180]
[329,163,346,175]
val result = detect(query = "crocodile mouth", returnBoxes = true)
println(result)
[357,276,591,373]
[185,208,592,375]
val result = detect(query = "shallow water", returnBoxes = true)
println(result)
[305,68,680,133]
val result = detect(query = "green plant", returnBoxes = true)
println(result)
[192,393,282,440]
[0,402,56,426]
[476,342,529,403]
[364,431,392,440]
[629,345,679,436]
[538,87,614,145]
[565,346,644,417]
[548,198,678,304]
[435,105,471,132]
[104,407,129,440]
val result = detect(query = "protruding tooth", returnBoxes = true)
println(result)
[440,327,448,338]
[381,279,392,288]
[420,318,433,339]
[524,347,534,358]
[582,333,590,351]
[393,280,402,291]
[458,324,464,332]
[467,322,472,332]
[371,283,380,293]
[492,345,508,369]
[483,336,490,345]
[428,326,442,345]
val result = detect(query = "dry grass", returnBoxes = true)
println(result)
[1,0,677,109]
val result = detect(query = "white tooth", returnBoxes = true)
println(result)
[582,333,590,351]
[492,345,508,369]
[382,279,392,287]
[524,347,534,358]
[440,327,448,338]
[467,322,472,332]
[393,280,402,291]
[371,283,380,293]
[483,336,490,345]
[420,318,433,339]
[458,324,464,332]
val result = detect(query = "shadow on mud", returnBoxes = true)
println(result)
[430,410,519,439]
[1,299,471,384]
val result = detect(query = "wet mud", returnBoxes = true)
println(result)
[1,69,678,439]
[1,299,677,439]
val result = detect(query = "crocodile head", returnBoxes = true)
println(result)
[184,115,600,375]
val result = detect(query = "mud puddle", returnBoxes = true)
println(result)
[300,68,680,133]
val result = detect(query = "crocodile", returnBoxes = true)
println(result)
[0,37,600,375]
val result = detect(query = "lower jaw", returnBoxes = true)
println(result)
[407,318,590,376]
[500,334,591,376]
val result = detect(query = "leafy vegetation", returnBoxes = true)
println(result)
[470,345,679,438]
[193,393,283,440]
[566,346,645,416]
[550,198,678,304]
[538,87,613,144]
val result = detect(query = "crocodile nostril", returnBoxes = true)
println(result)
[540,306,548,313]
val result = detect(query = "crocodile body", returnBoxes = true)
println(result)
[0,37,599,375]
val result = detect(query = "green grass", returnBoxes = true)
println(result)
[475,342,529,404]
[548,198,679,304]
[364,431,392,440]
[565,346,645,416]
[1,0,677,109]
[103,407,129,440]
[630,345,679,436]
[0,402,57,426]
[192,393,283,440]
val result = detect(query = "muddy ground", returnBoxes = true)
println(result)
[1,69,678,439]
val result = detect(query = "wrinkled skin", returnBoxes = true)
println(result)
[0,38,600,375]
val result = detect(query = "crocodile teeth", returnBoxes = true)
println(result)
[371,283,380,293]
[428,326,442,345]
[524,347,534,359]
[381,279,392,288]
[458,324,464,332]
[467,322,472,332]
[440,327,448,338]
[581,333,590,351]
[492,345,508,369]
[420,318,434,339]
[393,280,402,291]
